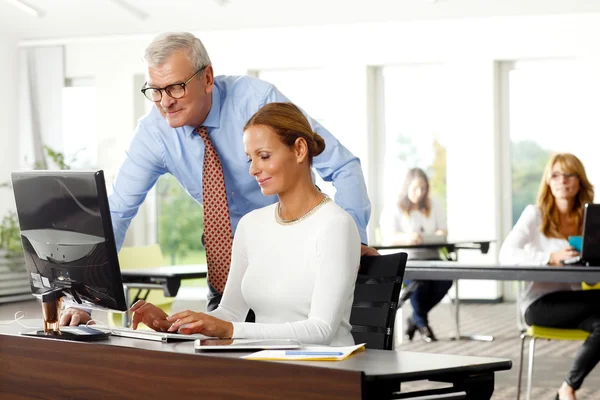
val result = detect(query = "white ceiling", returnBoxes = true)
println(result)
[3,0,600,41]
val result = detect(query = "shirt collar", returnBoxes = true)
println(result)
[184,84,221,138]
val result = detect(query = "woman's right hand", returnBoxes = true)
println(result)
[129,300,171,331]
[548,247,580,266]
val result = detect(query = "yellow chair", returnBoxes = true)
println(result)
[516,283,596,400]
[110,244,174,328]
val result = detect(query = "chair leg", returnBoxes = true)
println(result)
[526,337,536,400]
[516,333,527,400]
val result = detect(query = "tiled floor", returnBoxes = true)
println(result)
[2,299,599,399]
[399,302,600,400]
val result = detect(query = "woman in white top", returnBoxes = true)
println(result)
[499,153,598,400]
[130,102,361,346]
[380,168,452,343]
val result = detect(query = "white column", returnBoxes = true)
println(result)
[0,35,20,216]
[445,59,502,300]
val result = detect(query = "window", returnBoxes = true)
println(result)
[378,64,449,235]
[61,78,97,168]
[503,60,600,226]
[256,68,335,197]
[157,175,205,265]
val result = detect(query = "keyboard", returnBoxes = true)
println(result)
[108,327,210,342]
[562,256,583,266]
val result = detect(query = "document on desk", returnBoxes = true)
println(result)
[242,343,366,361]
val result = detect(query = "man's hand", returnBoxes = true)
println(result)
[166,310,234,338]
[60,307,92,326]
[361,244,379,256]
[130,300,171,331]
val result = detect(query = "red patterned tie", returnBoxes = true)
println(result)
[196,127,232,294]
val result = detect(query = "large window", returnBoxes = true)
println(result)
[378,64,449,235]
[61,78,97,168]
[256,68,336,197]
[504,60,600,226]
[157,175,205,265]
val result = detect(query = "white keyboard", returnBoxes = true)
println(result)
[108,327,210,342]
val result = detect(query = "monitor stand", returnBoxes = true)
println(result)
[22,287,110,341]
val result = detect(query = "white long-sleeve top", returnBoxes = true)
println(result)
[208,201,361,346]
[499,204,580,314]
[379,197,447,259]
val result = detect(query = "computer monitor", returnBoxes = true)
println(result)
[11,170,127,340]
[581,203,600,266]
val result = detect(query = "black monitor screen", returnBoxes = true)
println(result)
[582,203,600,265]
[11,170,127,312]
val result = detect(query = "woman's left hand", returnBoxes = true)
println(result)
[166,310,234,338]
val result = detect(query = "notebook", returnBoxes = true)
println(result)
[194,338,302,351]
[242,343,366,361]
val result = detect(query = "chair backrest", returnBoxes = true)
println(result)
[350,252,407,350]
[118,244,165,270]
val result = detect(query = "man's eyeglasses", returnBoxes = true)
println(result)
[141,67,206,102]
[550,172,578,181]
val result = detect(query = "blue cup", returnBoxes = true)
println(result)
[568,235,582,252]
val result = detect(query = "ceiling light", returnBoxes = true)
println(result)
[109,0,149,21]
[3,0,44,17]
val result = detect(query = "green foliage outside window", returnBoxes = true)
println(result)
[157,175,206,265]
[511,140,551,226]
[428,138,447,212]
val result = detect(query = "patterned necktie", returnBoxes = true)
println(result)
[196,127,233,293]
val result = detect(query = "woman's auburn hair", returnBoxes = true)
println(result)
[398,168,431,218]
[537,153,594,238]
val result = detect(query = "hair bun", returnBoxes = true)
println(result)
[312,132,326,157]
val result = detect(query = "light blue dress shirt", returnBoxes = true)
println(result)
[108,75,371,249]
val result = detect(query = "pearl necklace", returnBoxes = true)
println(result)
[275,195,331,226]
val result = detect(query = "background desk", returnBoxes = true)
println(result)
[405,261,600,283]
[405,261,600,340]
[120,264,207,327]
[376,241,493,341]
[0,325,511,400]
[121,264,208,297]
[375,240,492,260]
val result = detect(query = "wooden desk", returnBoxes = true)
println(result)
[0,326,511,399]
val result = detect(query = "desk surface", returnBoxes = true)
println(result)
[0,320,512,396]
[121,264,207,278]
[406,261,600,282]
[375,239,493,251]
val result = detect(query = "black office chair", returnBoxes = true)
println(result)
[350,252,407,350]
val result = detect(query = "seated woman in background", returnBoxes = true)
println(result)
[499,153,599,400]
[379,167,452,343]
[130,102,361,346]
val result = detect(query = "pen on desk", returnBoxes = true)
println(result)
[284,351,344,356]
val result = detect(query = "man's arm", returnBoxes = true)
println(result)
[109,123,167,251]
[261,85,371,244]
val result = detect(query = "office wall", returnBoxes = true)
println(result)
[19,12,600,299]
[0,35,19,217]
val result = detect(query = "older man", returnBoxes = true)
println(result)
[61,31,375,326]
